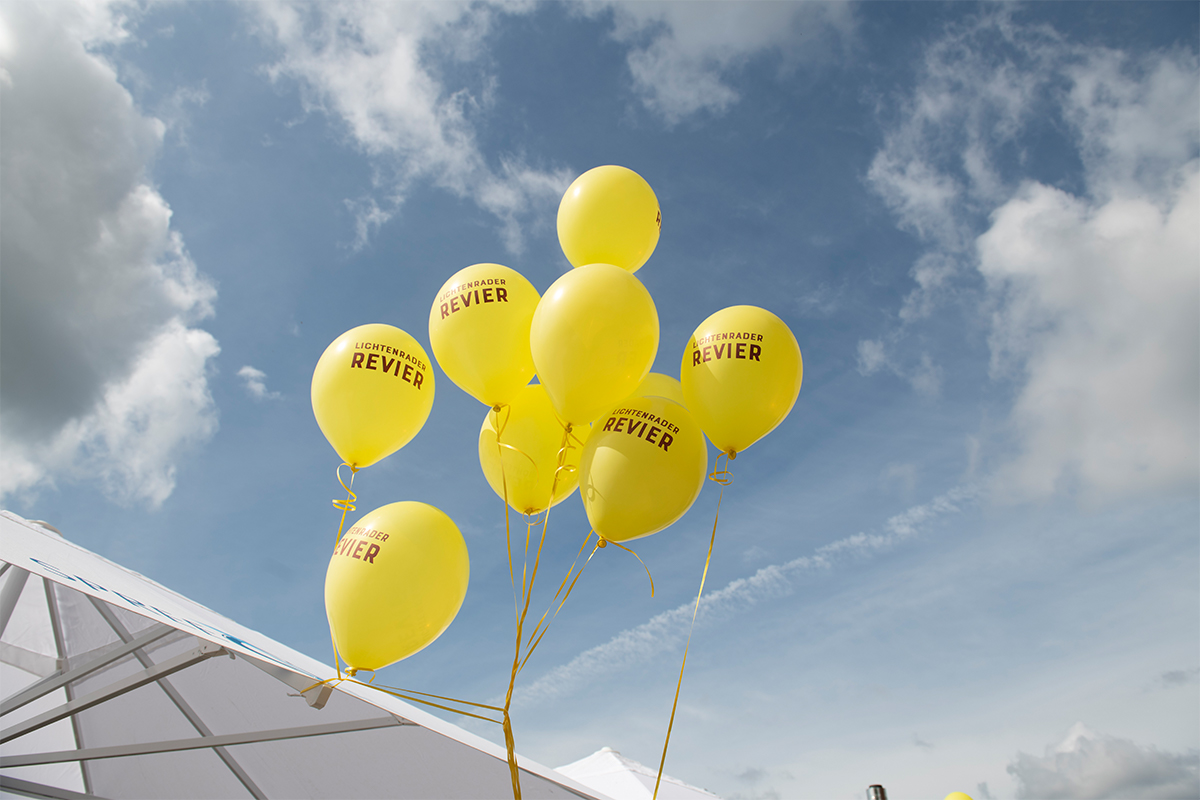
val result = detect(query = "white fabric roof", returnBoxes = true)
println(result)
[0,511,610,800]
[556,748,721,800]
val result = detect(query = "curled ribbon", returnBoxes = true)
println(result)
[331,462,359,544]
[708,450,735,486]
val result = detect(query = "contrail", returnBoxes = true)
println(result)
[511,483,979,708]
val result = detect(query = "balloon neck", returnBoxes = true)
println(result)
[493,404,504,413]
[346,668,358,677]
[727,450,737,460]
[596,537,608,549]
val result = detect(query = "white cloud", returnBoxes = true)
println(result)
[238,365,279,401]
[0,0,219,508]
[1065,49,1200,200]
[3,322,220,509]
[1008,723,1200,799]
[864,10,1200,502]
[979,170,1198,502]
[252,1,571,253]
[250,2,855,246]
[857,338,887,376]
[856,339,942,397]
[598,2,855,125]
[909,353,943,398]
[513,485,977,707]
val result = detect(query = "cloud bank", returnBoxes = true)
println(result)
[0,1,219,508]
[1009,723,1200,799]
[864,11,1199,502]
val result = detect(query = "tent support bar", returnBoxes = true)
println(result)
[0,642,227,744]
[0,775,109,800]
[0,625,176,717]
[86,598,269,800]
[1,715,410,767]
[236,651,335,710]
[0,566,30,638]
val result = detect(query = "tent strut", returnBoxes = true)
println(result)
[0,625,176,717]
[0,642,227,744]
[1,715,410,768]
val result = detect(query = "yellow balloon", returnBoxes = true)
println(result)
[311,324,435,468]
[944,794,974,800]
[530,263,659,425]
[581,395,708,543]
[586,372,687,434]
[632,372,686,407]
[557,166,661,273]
[478,383,581,515]
[680,306,802,456]
[325,501,469,671]
[428,263,540,406]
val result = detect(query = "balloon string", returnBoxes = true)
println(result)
[500,422,573,800]
[601,538,655,597]
[492,403,525,799]
[518,531,655,673]
[328,462,360,680]
[519,530,600,673]
[298,675,504,725]
[497,441,537,466]
[492,405,522,626]
[330,629,345,683]
[331,462,359,545]
[652,475,726,800]
[709,451,735,486]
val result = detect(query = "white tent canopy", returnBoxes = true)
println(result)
[556,748,720,800]
[0,511,609,800]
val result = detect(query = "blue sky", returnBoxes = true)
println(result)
[2,2,1197,798]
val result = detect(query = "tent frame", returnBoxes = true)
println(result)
[0,566,422,800]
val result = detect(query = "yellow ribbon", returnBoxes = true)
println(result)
[331,462,359,546]
[652,453,734,800]
[519,530,599,673]
[600,537,656,598]
[517,532,656,674]
[327,462,362,681]
[491,404,522,626]
[299,674,505,726]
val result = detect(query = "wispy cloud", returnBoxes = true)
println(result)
[594,2,855,125]
[252,1,571,253]
[513,484,978,707]
[237,366,280,401]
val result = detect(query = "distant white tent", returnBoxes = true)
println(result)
[0,511,610,800]
[556,748,720,800]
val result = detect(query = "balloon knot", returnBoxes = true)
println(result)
[727,450,737,460]
[346,668,358,677]
[596,538,608,549]
[493,404,504,413]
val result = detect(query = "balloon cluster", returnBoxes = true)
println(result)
[311,164,803,674]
